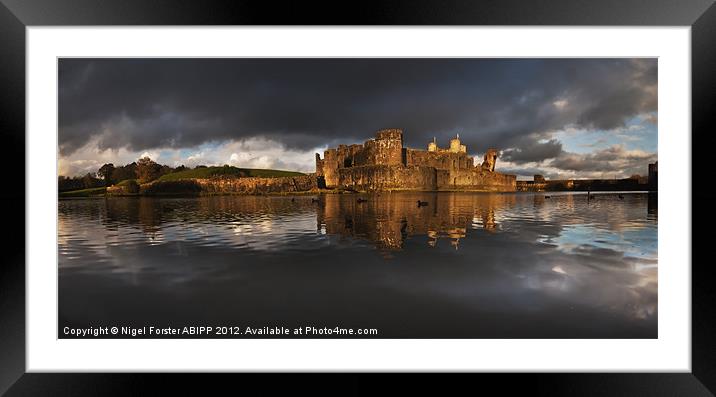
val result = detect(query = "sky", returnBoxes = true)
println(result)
[58,58,657,180]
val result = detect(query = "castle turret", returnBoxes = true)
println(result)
[428,137,437,152]
[449,134,462,153]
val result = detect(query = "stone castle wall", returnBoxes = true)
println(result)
[436,169,516,191]
[337,165,516,192]
[405,148,473,171]
[338,165,437,191]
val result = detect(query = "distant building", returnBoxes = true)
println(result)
[516,169,650,192]
[315,128,516,192]
[648,162,658,192]
[515,174,548,192]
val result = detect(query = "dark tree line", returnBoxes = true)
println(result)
[58,157,198,192]
[58,174,104,192]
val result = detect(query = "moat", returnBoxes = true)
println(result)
[59,192,657,338]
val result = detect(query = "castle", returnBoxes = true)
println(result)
[315,128,516,192]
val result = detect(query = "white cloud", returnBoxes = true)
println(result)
[58,137,325,177]
[57,136,144,176]
[140,151,159,161]
[553,99,568,110]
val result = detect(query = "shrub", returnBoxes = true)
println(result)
[122,179,140,194]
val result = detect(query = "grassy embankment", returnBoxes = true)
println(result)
[59,167,307,197]
[156,166,304,181]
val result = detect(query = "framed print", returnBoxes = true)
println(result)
[1,0,714,395]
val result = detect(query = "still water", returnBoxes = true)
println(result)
[59,192,657,338]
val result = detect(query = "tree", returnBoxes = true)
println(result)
[136,157,162,183]
[81,173,101,189]
[123,179,140,194]
[58,176,83,192]
[97,163,115,185]
[109,163,132,183]
[159,164,174,177]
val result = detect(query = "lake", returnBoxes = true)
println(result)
[58,192,657,338]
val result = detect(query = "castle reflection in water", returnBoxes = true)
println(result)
[317,193,504,251]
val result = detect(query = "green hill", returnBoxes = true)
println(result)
[157,166,305,181]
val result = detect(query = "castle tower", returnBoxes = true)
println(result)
[428,137,437,152]
[373,128,404,166]
[315,153,324,176]
[449,134,462,153]
[481,148,498,172]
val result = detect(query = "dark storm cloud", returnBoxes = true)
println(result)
[501,148,657,180]
[501,138,563,163]
[550,145,657,175]
[59,58,657,163]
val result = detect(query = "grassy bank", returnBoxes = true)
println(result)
[59,187,107,197]
[116,179,138,186]
[157,166,305,181]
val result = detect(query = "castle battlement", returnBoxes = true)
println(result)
[315,129,516,192]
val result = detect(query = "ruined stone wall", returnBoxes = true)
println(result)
[318,129,405,187]
[436,169,516,191]
[337,165,437,191]
[405,149,474,171]
[315,154,324,177]
[142,174,318,195]
[196,175,317,194]
[436,169,451,189]
[349,144,369,166]
[333,144,367,168]
[468,170,516,191]
[481,149,498,172]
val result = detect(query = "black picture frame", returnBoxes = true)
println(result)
[1,0,713,395]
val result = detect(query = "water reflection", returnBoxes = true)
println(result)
[316,193,505,250]
[58,192,657,338]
